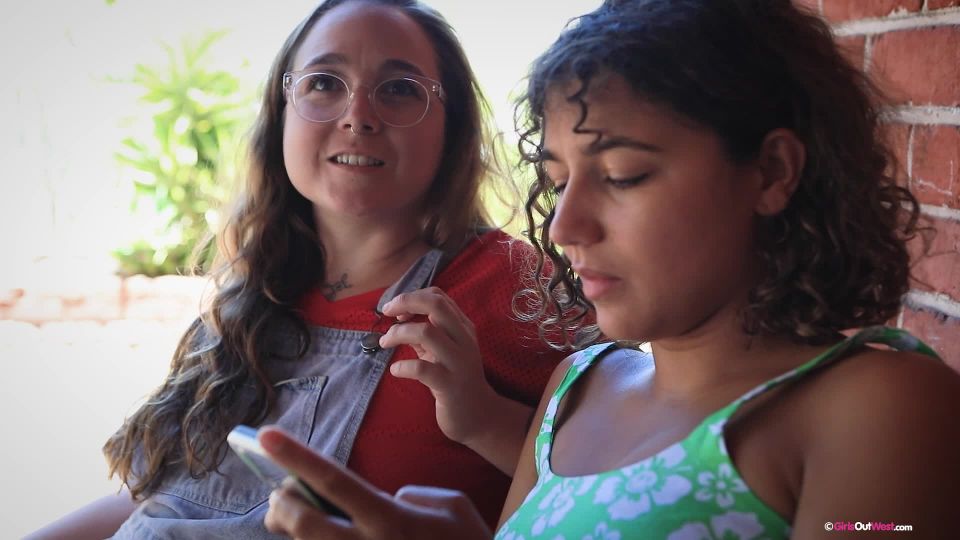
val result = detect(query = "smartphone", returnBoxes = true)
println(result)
[227,425,350,521]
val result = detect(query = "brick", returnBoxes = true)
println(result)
[907,216,960,299]
[880,122,912,185]
[123,297,201,322]
[6,293,62,323]
[911,125,960,208]
[928,0,960,9]
[151,275,207,298]
[55,274,123,302]
[871,27,960,106]
[122,275,205,301]
[900,307,960,371]
[822,0,922,21]
[793,0,821,15]
[60,294,124,322]
[835,35,867,71]
[0,287,25,309]
[122,275,157,301]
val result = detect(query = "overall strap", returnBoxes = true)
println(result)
[375,248,446,313]
[374,227,493,312]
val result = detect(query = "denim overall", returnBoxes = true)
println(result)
[113,248,447,539]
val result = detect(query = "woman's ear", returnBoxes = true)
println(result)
[754,128,805,216]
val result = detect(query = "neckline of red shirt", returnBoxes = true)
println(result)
[297,229,501,325]
[299,285,385,323]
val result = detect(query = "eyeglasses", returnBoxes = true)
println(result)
[282,70,445,128]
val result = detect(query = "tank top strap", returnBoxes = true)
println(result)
[533,342,621,476]
[712,326,941,426]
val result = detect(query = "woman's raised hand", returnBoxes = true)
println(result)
[260,427,492,540]
[378,287,498,445]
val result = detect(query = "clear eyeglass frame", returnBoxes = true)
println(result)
[282,70,446,128]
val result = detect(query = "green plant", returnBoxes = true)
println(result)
[113,31,252,276]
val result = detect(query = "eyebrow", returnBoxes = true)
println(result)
[541,136,663,162]
[300,53,426,76]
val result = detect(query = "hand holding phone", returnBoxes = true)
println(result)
[227,425,350,521]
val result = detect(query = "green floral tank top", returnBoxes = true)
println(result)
[496,327,938,540]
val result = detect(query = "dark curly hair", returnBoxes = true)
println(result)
[104,0,497,499]
[516,0,920,346]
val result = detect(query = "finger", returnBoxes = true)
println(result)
[390,312,428,324]
[379,322,457,362]
[394,485,472,511]
[419,287,476,333]
[265,485,357,540]
[389,359,451,390]
[259,427,392,527]
[381,289,475,345]
[394,486,491,536]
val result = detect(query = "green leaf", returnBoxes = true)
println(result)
[113,29,251,277]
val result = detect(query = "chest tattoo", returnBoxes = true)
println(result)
[321,273,352,301]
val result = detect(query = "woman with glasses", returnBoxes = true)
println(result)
[27,1,577,539]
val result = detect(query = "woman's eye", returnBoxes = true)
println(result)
[308,74,344,93]
[605,173,650,188]
[543,170,567,195]
[380,79,422,99]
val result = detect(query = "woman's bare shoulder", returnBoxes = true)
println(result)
[797,346,960,463]
[787,348,960,534]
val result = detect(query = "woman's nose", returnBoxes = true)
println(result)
[340,89,382,135]
[548,177,603,248]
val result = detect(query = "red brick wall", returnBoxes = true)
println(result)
[0,275,205,326]
[797,0,960,368]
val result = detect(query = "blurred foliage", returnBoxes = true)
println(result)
[478,132,528,238]
[113,31,253,276]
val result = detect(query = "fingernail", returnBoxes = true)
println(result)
[390,363,400,375]
[259,429,284,453]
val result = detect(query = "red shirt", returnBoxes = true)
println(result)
[298,230,567,527]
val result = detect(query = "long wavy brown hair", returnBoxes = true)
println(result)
[516,0,920,347]
[104,0,498,499]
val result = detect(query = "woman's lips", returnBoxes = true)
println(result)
[575,267,621,301]
[329,153,385,167]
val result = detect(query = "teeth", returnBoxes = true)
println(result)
[334,154,384,167]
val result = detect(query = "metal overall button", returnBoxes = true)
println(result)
[361,310,390,354]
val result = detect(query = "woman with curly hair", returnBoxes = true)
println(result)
[256,0,960,538]
[28,1,574,538]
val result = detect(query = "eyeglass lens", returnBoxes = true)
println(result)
[292,73,431,127]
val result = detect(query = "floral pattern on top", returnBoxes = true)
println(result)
[496,327,940,540]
